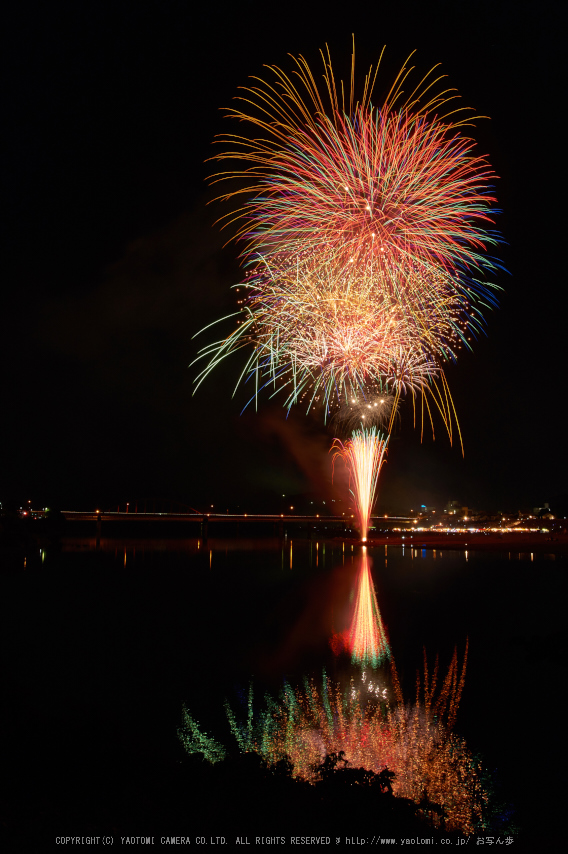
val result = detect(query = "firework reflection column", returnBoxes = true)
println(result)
[349,548,391,668]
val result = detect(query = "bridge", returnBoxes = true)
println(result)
[61,510,413,538]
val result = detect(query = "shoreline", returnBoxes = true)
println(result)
[339,531,568,554]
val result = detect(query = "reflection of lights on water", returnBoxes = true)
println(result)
[182,645,478,833]
[348,552,390,667]
[357,670,388,700]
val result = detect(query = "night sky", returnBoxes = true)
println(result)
[3,0,566,515]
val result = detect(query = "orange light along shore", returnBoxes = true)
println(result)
[338,530,568,554]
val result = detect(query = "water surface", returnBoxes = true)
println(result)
[2,536,565,837]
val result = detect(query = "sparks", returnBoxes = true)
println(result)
[332,427,388,540]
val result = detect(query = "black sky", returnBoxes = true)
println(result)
[2,0,566,514]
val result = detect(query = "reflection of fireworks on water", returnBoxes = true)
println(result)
[244,653,481,834]
[358,669,389,700]
[349,551,390,665]
[330,549,391,667]
[180,644,483,833]
[332,428,388,540]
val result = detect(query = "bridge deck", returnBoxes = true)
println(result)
[61,511,412,524]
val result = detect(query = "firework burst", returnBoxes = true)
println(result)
[195,44,502,440]
[193,42,503,544]
[210,44,502,291]
[194,251,472,433]
[330,392,396,436]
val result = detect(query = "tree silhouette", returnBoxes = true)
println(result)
[312,750,349,780]
[376,768,396,795]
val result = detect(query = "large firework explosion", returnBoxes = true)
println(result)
[195,252,474,423]
[210,45,502,281]
[194,44,501,422]
[194,42,502,534]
